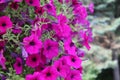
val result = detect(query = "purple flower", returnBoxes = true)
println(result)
[0,50,6,69]
[26,54,41,68]
[13,57,23,74]
[23,34,42,54]
[43,39,59,59]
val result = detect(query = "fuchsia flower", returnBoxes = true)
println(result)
[74,5,87,20]
[79,30,91,50]
[10,2,19,10]
[54,24,71,38]
[53,59,70,78]
[13,57,23,74]
[64,38,76,55]
[43,39,59,59]
[41,66,58,80]
[65,55,82,69]
[57,14,68,25]
[23,34,42,54]
[35,7,45,15]
[0,16,13,34]
[65,70,82,80]
[26,72,43,80]
[25,0,40,7]
[26,54,41,68]
[44,1,56,16]
[0,50,6,69]
[89,2,94,13]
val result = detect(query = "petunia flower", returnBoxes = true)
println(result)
[25,72,44,80]
[25,0,40,7]
[53,59,70,78]
[0,50,6,69]
[44,1,56,17]
[64,38,76,55]
[10,2,19,10]
[43,39,59,59]
[65,70,82,80]
[65,55,82,69]
[54,24,71,39]
[13,57,23,74]
[26,54,41,68]
[89,2,94,13]
[41,66,58,80]
[35,7,45,15]
[23,34,42,54]
[0,16,13,34]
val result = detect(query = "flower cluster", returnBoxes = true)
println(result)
[0,0,93,80]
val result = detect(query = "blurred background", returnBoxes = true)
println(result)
[82,0,120,80]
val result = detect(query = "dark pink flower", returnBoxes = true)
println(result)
[89,2,94,13]
[23,34,42,54]
[25,72,43,80]
[13,57,23,74]
[25,0,40,7]
[35,7,45,15]
[57,14,68,25]
[0,16,13,34]
[74,5,87,20]
[65,70,82,80]
[64,38,76,55]
[43,39,58,59]
[26,54,41,68]
[65,55,82,69]
[10,2,19,10]
[44,1,56,16]
[53,60,70,78]
[35,63,45,72]
[79,30,91,50]
[0,50,6,69]
[54,24,71,38]
[41,66,58,80]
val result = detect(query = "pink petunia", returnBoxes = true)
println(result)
[35,7,45,15]
[0,16,13,34]
[26,54,41,68]
[23,34,42,54]
[89,2,94,13]
[65,70,82,80]
[54,24,71,38]
[26,72,44,80]
[79,30,91,50]
[0,50,6,69]
[43,39,59,59]
[64,38,76,55]
[13,57,23,74]
[53,59,70,78]
[25,0,40,7]
[44,1,56,17]
[65,55,82,69]
[41,66,58,80]
[74,5,87,20]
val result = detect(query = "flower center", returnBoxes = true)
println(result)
[71,58,76,62]
[47,45,51,50]
[46,72,51,77]
[29,41,35,46]
[57,67,60,72]
[70,42,74,47]
[29,0,33,4]
[17,62,21,67]
[2,23,6,27]
[32,57,37,62]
